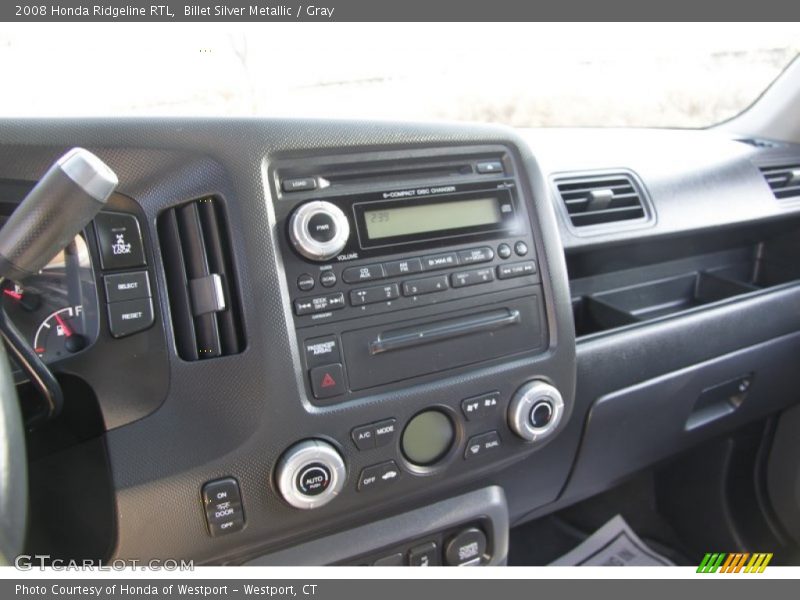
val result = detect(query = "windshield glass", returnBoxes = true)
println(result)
[2,23,798,127]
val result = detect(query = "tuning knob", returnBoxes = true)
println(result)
[289,201,350,261]
[275,439,346,510]
[508,380,564,443]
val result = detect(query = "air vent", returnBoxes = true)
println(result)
[158,197,244,361]
[737,138,784,149]
[555,173,648,228]
[759,164,800,201]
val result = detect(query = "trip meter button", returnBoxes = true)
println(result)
[107,298,154,338]
[104,271,151,303]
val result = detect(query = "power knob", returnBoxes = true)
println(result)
[508,380,564,443]
[289,200,350,261]
[275,439,346,510]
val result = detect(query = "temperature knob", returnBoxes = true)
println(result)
[508,380,564,443]
[288,201,350,261]
[275,439,346,510]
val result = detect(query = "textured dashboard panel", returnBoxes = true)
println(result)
[521,128,800,251]
[0,118,576,563]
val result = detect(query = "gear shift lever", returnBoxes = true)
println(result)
[0,148,118,425]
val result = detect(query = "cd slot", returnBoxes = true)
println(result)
[369,308,521,355]
[342,295,543,392]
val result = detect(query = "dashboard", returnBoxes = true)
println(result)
[1,118,799,566]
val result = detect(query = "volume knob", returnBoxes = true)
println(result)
[289,201,350,261]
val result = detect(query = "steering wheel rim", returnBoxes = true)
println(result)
[0,338,27,565]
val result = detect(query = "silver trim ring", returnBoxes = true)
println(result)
[289,201,350,261]
[508,380,564,443]
[275,439,346,510]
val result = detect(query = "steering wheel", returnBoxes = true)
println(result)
[0,338,27,565]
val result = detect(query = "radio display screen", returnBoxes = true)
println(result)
[364,197,502,241]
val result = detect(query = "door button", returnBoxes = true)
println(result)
[202,477,245,537]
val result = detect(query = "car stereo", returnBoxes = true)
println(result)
[273,149,546,405]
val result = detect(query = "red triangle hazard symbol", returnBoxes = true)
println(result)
[321,373,336,388]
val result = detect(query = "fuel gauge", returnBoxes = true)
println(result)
[33,306,89,362]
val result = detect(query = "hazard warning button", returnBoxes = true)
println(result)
[309,363,345,400]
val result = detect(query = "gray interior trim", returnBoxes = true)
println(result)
[244,486,509,566]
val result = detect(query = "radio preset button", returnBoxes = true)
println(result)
[297,274,315,291]
[350,283,400,306]
[451,267,495,289]
[458,247,495,265]
[402,275,449,296]
[320,270,337,288]
[294,292,346,316]
[342,263,386,283]
[384,258,423,278]
[497,261,537,280]
[421,252,459,271]
[497,243,512,259]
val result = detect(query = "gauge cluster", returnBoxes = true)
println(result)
[1,234,99,365]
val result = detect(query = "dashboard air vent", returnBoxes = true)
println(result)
[737,138,784,149]
[759,164,800,201]
[555,173,647,228]
[158,197,244,361]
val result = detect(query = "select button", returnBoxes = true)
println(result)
[104,271,151,303]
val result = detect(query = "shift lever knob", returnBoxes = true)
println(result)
[0,148,117,282]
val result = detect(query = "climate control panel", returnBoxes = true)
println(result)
[271,380,565,511]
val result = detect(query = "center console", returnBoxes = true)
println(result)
[260,145,573,529]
